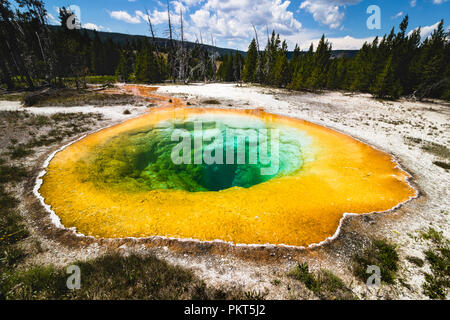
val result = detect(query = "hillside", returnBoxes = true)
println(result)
[49,26,359,58]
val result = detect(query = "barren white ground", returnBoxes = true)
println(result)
[1,83,448,299]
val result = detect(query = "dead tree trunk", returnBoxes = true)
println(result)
[252,24,262,84]
[166,0,176,82]
[178,8,186,83]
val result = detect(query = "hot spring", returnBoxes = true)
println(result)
[80,114,310,193]
[38,106,417,247]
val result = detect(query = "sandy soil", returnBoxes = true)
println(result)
[1,83,448,299]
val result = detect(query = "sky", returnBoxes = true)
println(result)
[38,0,450,51]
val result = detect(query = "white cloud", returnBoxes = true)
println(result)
[432,0,449,4]
[102,0,378,51]
[308,35,375,50]
[299,0,361,29]
[392,11,403,19]
[410,0,417,7]
[187,0,303,49]
[182,0,204,5]
[407,21,448,40]
[83,23,105,31]
[109,10,142,24]
[136,6,182,26]
[46,12,59,25]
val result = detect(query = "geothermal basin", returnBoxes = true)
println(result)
[37,95,417,247]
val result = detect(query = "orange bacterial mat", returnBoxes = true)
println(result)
[38,86,417,247]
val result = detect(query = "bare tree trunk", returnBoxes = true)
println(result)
[210,34,217,82]
[167,0,176,82]
[179,8,186,83]
[252,24,262,83]
[145,9,158,54]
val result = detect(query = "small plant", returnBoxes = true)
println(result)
[421,230,449,300]
[289,262,317,291]
[202,99,221,105]
[270,279,281,286]
[352,239,399,285]
[421,227,444,244]
[9,144,34,159]
[433,161,450,170]
[243,289,269,300]
[422,142,450,159]
[0,164,28,183]
[406,256,424,267]
[289,262,355,300]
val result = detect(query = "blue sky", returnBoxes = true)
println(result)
[39,0,450,50]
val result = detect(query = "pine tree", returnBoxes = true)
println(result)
[135,47,149,83]
[115,51,130,82]
[372,55,402,99]
[288,43,314,91]
[242,39,257,82]
[417,20,447,99]
[306,35,331,90]
[135,44,162,84]
[272,41,289,87]
[350,42,373,92]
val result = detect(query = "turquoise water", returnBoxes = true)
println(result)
[80,114,311,192]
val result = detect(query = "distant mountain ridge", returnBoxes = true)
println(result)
[50,26,359,58]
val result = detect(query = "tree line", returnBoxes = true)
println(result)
[0,0,218,90]
[0,1,448,101]
[226,16,449,100]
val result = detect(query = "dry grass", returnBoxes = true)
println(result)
[22,88,146,107]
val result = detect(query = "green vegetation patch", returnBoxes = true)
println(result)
[433,161,450,170]
[422,142,450,159]
[201,99,222,105]
[421,227,444,244]
[0,253,241,300]
[0,164,28,184]
[289,262,355,300]
[23,89,142,107]
[406,256,425,267]
[352,239,399,285]
[421,228,449,300]
[8,144,35,160]
[0,92,27,101]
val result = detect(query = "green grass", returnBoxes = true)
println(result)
[433,161,450,170]
[201,99,222,105]
[62,75,118,85]
[0,92,27,101]
[0,164,28,184]
[420,228,449,299]
[8,144,35,159]
[423,246,449,300]
[421,227,444,244]
[23,88,141,107]
[406,256,424,267]
[404,137,450,162]
[352,239,399,285]
[422,142,450,159]
[0,185,29,274]
[289,262,355,300]
[0,253,242,300]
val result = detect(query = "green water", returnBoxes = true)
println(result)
[77,114,311,192]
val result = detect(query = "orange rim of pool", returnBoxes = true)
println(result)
[38,105,417,247]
